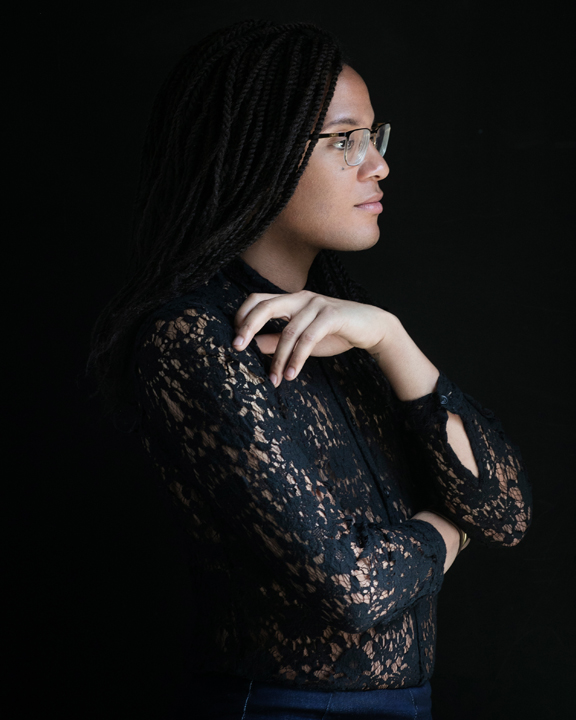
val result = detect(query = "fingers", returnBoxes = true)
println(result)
[232,291,310,350]
[232,293,275,348]
[267,305,323,386]
[253,333,281,356]
[234,293,279,333]
[278,312,338,386]
[231,291,339,388]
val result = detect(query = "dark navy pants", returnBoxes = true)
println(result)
[184,672,433,719]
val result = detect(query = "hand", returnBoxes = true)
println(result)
[411,510,462,574]
[232,290,397,387]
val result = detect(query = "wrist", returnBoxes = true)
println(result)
[412,510,461,573]
[367,316,439,401]
[366,311,402,357]
[427,510,470,554]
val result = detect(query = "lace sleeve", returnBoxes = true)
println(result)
[397,372,533,547]
[134,306,448,634]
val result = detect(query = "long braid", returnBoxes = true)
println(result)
[89,19,383,413]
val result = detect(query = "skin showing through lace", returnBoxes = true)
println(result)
[130,30,532,692]
[134,289,531,688]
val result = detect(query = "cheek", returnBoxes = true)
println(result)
[279,180,323,228]
[289,164,347,221]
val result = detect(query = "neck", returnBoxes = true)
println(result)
[240,233,318,293]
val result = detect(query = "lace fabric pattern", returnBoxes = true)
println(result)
[133,257,532,690]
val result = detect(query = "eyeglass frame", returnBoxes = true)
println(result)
[310,122,390,166]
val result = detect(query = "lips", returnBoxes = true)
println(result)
[355,192,383,206]
[354,192,383,213]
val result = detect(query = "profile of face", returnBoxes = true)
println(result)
[259,64,389,257]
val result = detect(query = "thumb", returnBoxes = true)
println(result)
[253,333,281,355]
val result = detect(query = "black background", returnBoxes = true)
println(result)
[17,1,575,718]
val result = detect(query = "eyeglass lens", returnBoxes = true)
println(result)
[346,124,389,166]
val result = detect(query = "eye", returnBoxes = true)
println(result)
[332,138,354,151]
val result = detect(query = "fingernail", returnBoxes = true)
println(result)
[269,373,278,386]
[285,367,296,379]
[233,335,244,347]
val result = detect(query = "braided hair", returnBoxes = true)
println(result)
[89,19,377,413]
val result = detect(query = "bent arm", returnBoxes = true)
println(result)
[368,314,479,477]
[398,373,532,546]
[134,307,453,634]
[368,314,532,546]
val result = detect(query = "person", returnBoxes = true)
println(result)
[88,19,532,720]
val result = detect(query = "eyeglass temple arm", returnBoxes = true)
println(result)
[310,122,388,140]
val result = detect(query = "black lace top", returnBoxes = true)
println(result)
[133,255,532,690]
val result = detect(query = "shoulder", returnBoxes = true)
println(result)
[137,271,238,357]
[134,273,268,391]
[148,303,230,352]
[133,281,271,410]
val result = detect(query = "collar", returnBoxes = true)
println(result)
[221,254,317,296]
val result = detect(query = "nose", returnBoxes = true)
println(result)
[358,142,389,181]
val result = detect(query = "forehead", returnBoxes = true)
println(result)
[323,65,374,126]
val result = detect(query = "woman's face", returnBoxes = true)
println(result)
[266,64,389,254]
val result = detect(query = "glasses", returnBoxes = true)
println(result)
[312,122,390,166]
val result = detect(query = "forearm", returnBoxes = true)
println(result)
[368,313,479,477]
[368,314,439,401]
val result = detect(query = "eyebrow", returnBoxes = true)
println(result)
[322,115,375,130]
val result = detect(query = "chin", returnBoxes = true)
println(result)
[320,224,380,253]
[350,228,380,251]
